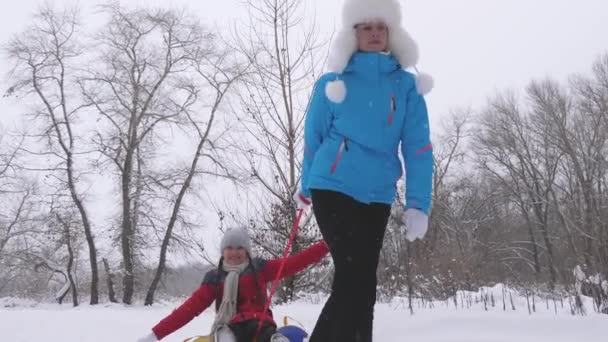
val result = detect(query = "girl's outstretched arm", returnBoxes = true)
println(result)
[261,241,329,281]
[151,275,217,340]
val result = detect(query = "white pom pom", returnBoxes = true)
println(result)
[325,79,347,103]
[415,72,434,95]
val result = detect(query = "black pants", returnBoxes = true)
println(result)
[309,190,391,342]
[228,319,276,342]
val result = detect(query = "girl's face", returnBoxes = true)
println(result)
[356,21,388,52]
[223,246,248,265]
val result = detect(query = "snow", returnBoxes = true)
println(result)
[1,291,606,342]
[573,265,585,282]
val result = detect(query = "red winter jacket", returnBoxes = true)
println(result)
[152,241,329,340]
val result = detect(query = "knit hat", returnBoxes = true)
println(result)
[325,0,433,103]
[220,228,252,255]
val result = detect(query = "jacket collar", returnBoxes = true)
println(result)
[343,51,400,77]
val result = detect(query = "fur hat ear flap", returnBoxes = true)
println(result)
[388,27,419,69]
[327,29,358,73]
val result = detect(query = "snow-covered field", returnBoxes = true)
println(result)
[1,288,606,342]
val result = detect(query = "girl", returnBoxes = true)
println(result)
[137,227,329,342]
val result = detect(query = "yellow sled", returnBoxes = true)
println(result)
[182,316,305,342]
[182,336,211,342]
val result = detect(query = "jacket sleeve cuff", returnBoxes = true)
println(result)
[405,200,430,215]
[301,187,312,199]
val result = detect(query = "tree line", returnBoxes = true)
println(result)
[1,1,606,313]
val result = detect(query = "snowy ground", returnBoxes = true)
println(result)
[2,288,606,342]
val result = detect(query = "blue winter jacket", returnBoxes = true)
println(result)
[301,52,433,214]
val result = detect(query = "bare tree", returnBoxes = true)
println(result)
[474,89,562,289]
[144,36,246,305]
[25,205,82,307]
[566,54,608,276]
[378,111,494,298]
[526,72,607,280]
[0,187,32,260]
[4,5,100,304]
[1,189,83,306]
[427,111,473,259]
[0,133,25,265]
[54,213,79,306]
[225,0,328,302]
[0,135,38,296]
[0,169,36,287]
[81,3,212,304]
[0,132,20,185]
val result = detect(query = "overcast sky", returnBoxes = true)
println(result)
[2,0,608,129]
[1,0,607,260]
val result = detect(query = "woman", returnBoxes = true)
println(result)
[137,228,329,342]
[293,0,434,340]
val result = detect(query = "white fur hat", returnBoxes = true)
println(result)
[325,0,433,102]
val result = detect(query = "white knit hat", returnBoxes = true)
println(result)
[325,0,433,102]
[220,227,252,254]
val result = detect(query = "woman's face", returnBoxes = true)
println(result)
[356,21,388,52]
[223,246,248,265]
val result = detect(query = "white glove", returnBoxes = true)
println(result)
[402,208,429,241]
[137,332,158,342]
[293,190,312,210]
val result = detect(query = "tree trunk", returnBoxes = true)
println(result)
[103,258,118,303]
[33,62,99,305]
[537,221,557,290]
[551,189,581,262]
[280,276,296,303]
[56,214,79,307]
[57,281,69,305]
[583,194,596,272]
[65,159,97,305]
[145,123,209,305]
[121,142,135,304]
[279,233,298,303]
[65,223,78,307]
[405,241,414,315]
[525,221,542,275]
[16,7,99,305]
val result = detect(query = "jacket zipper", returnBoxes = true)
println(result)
[330,138,348,174]
[387,94,396,125]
